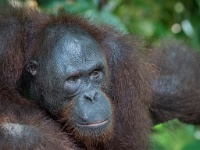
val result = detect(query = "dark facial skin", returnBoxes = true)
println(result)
[27,26,113,141]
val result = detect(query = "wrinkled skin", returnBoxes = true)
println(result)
[25,26,113,147]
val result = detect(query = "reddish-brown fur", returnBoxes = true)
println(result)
[27,10,154,150]
[0,7,154,149]
[150,42,200,125]
[0,8,76,150]
[2,5,200,150]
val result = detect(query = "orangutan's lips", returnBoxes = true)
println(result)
[77,120,109,127]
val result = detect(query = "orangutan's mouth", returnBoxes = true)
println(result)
[77,119,109,127]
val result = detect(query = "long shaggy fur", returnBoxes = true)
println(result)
[25,9,154,150]
[0,7,154,149]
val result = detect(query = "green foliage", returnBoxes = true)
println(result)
[35,1,200,149]
[36,0,127,32]
[152,120,200,150]
[2,0,200,149]
[34,0,200,49]
[112,0,200,49]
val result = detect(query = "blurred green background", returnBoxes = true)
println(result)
[3,0,200,150]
